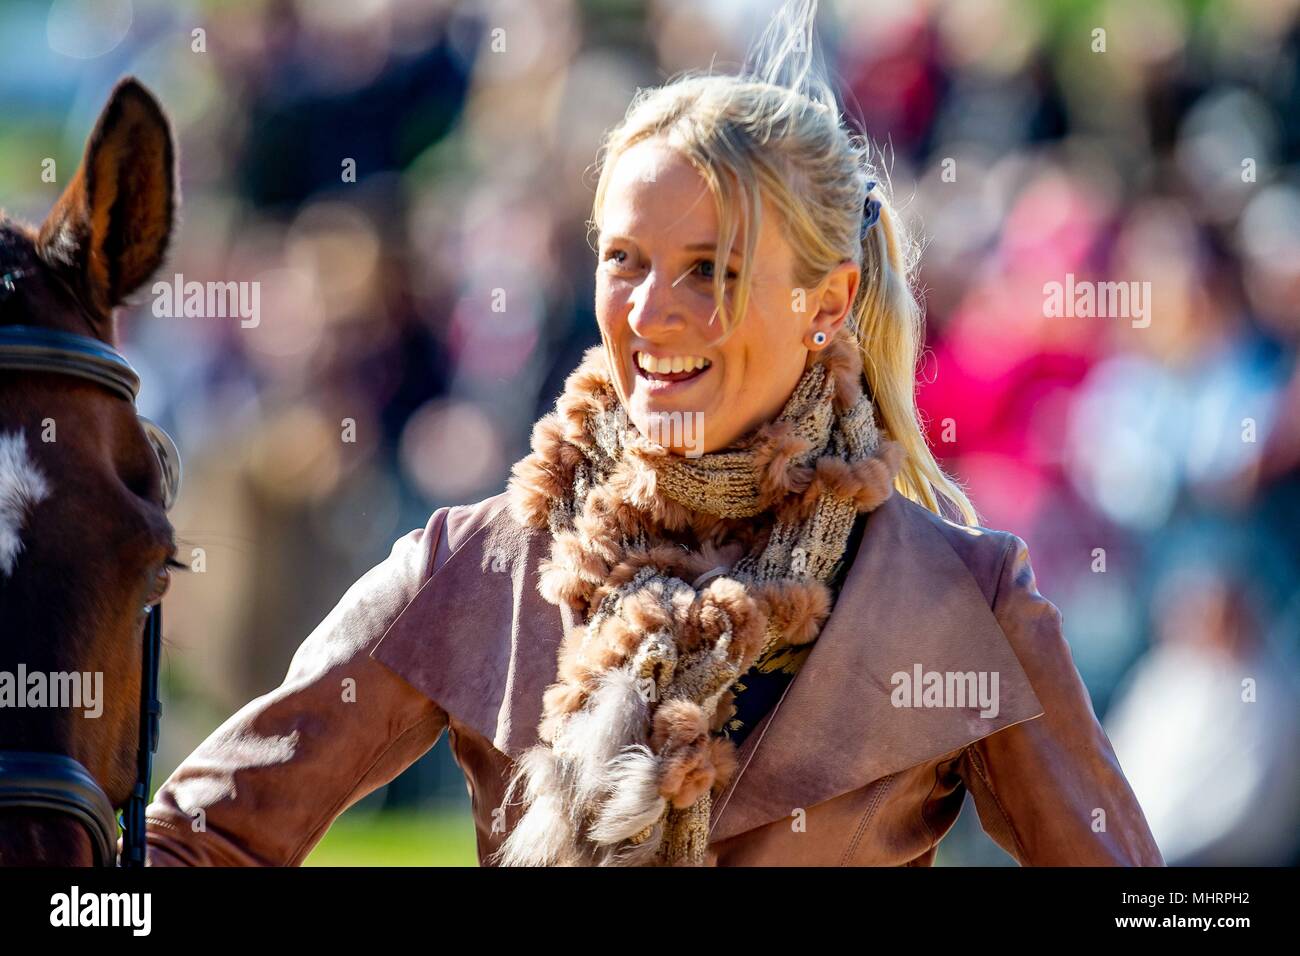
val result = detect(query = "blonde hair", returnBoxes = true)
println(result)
[588,0,978,525]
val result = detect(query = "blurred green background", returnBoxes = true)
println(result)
[304,808,477,866]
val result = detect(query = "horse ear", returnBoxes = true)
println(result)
[38,77,177,317]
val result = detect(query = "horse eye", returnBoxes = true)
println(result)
[144,565,171,607]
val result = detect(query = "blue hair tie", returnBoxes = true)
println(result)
[860,180,881,240]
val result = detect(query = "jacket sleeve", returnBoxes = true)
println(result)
[958,533,1166,866]
[142,507,453,866]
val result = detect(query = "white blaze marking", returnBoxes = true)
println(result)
[0,430,51,576]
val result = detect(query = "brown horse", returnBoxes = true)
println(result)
[0,78,180,865]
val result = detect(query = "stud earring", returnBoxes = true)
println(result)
[811,330,827,347]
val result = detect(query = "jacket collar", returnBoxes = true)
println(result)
[371,490,1044,846]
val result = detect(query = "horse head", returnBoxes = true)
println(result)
[0,77,179,866]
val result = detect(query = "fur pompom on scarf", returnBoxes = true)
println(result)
[493,329,904,866]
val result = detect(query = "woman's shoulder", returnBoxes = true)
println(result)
[884,496,1066,684]
[372,490,560,756]
[421,490,507,563]
[418,490,533,582]
[345,493,517,622]
[874,491,1031,610]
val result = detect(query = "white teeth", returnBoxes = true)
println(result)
[635,351,711,375]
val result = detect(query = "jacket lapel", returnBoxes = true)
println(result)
[371,491,1045,846]
[371,497,564,758]
[707,492,1045,843]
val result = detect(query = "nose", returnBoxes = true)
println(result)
[626,268,689,340]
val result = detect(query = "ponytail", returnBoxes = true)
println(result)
[853,188,979,525]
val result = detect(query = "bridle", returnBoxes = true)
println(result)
[0,319,179,866]
[0,314,181,867]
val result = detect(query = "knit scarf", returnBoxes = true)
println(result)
[494,328,904,866]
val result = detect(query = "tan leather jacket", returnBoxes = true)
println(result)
[144,489,1165,866]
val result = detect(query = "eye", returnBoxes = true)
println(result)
[601,248,630,268]
[694,259,738,282]
[144,555,187,609]
[144,565,172,607]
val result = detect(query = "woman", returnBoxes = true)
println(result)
[144,1,1163,867]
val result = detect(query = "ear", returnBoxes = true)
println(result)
[807,260,860,342]
[38,77,177,318]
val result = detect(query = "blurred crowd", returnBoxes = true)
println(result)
[1,0,1297,865]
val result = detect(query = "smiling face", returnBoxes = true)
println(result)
[595,137,853,455]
